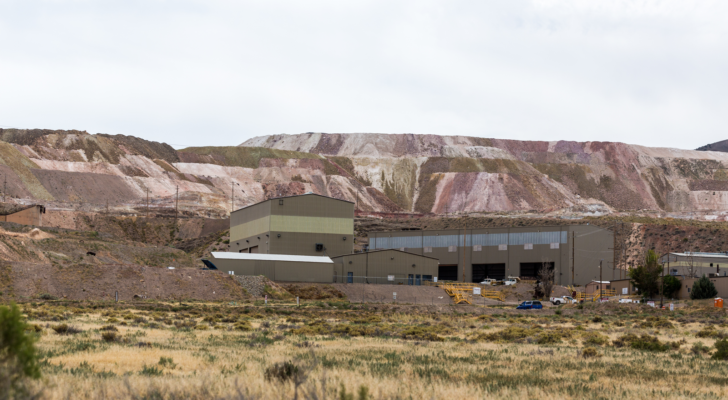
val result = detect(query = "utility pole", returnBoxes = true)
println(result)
[613,221,617,281]
[174,186,179,225]
[462,221,467,282]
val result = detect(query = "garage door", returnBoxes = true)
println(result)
[472,263,506,282]
[438,265,459,281]
[519,262,554,278]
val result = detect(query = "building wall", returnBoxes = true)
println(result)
[369,225,612,286]
[208,257,333,283]
[332,250,439,284]
[1,206,42,226]
[661,256,728,278]
[676,276,728,300]
[230,202,270,250]
[609,279,636,296]
[230,194,354,256]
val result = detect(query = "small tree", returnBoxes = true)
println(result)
[628,250,662,299]
[0,302,41,396]
[662,275,682,299]
[537,262,555,300]
[691,275,718,300]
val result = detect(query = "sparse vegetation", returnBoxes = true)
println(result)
[8,297,728,399]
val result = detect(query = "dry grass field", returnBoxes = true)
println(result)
[9,299,728,399]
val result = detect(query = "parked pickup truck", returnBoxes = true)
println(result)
[480,279,497,286]
[517,301,543,310]
[503,278,518,286]
[550,296,577,305]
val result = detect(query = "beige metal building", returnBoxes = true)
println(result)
[229,194,354,257]
[369,224,613,286]
[0,203,45,226]
[204,252,334,282]
[331,249,439,285]
[660,252,728,278]
[677,276,728,300]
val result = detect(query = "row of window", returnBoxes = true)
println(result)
[371,231,568,250]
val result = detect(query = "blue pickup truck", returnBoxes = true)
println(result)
[517,301,543,310]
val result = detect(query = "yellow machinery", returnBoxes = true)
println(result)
[440,283,506,303]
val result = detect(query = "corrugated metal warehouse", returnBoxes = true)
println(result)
[331,249,439,285]
[369,225,614,286]
[229,193,354,257]
[206,252,334,282]
[660,252,728,278]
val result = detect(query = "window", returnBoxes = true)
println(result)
[606,285,610,290]
[498,244,507,251]
[524,243,533,250]
[473,245,482,252]
[424,247,432,253]
[550,243,559,249]
[448,246,457,252]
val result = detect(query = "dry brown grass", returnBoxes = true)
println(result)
[12,300,728,399]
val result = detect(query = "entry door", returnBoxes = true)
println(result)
[415,274,421,286]
[408,274,414,285]
[347,272,353,283]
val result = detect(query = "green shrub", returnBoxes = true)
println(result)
[582,347,602,358]
[101,332,118,343]
[264,361,302,383]
[692,341,711,355]
[712,339,728,360]
[400,326,445,342]
[158,357,176,369]
[614,333,672,352]
[139,365,164,376]
[592,316,603,323]
[582,331,609,346]
[0,302,41,394]
[691,275,719,300]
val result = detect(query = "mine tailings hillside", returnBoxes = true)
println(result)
[243,133,728,216]
[3,129,728,216]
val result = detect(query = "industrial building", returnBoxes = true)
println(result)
[205,252,334,282]
[368,225,614,286]
[0,203,45,226]
[229,193,354,257]
[331,249,439,285]
[660,252,728,278]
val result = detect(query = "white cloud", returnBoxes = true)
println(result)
[0,0,726,149]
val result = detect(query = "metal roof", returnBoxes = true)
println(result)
[668,252,728,259]
[210,252,334,264]
[330,248,440,261]
[232,193,354,213]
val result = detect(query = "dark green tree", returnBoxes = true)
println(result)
[0,302,41,397]
[628,249,662,299]
[662,275,682,299]
[691,275,718,300]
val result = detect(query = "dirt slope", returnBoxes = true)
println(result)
[1,262,247,301]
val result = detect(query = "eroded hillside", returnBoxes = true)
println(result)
[243,132,728,216]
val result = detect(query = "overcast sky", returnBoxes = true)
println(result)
[1,1,727,150]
